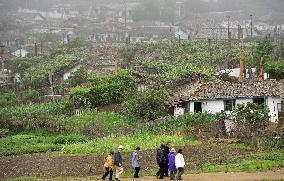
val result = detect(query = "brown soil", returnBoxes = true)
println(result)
[0,144,260,180]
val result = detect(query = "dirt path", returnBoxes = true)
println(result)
[49,169,284,181]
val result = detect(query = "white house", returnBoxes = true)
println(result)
[12,49,28,57]
[172,80,284,123]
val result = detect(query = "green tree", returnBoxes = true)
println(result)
[264,60,284,79]
[280,36,284,59]
[68,66,87,88]
[254,36,274,65]
[122,88,168,121]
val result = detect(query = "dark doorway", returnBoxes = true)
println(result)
[194,102,202,113]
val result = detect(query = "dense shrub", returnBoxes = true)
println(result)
[142,112,224,138]
[0,102,66,132]
[253,127,284,150]
[232,103,269,140]
[0,92,16,107]
[122,88,168,121]
[20,90,40,102]
[69,70,137,109]
[264,60,284,79]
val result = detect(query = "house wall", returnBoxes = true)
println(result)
[267,97,282,123]
[63,65,82,80]
[187,97,281,122]
[202,100,224,113]
[189,100,224,113]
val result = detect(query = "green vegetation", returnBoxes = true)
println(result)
[264,60,284,79]
[118,40,258,86]
[0,92,16,107]
[193,151,284,174]
[69,70,137,109]
[61,132,199,155]
[122,88,168,121]
[0,133,61,157]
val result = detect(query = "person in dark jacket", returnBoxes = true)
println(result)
[168,148,176,180]
[156,144,166,179]
[163,142,171,177]
[113,145,124,181]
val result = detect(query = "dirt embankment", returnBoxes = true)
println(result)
[0,145,255,179]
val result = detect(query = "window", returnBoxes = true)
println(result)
[253,97,265,107]
[224,99,236,111]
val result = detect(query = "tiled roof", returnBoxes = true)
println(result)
[174,80,284,100]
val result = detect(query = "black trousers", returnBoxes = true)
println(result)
[102,167,113,180]
[156,163,165,179]
[133,167,140,178]
[164,162,169,176]
[176,167,184,180]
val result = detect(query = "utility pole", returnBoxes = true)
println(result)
[123,0,127,29]
[0,45,5,70]
[227,16,230,40]
[227,16,231,47]
[34,43,38,56]
[250,14,253,40]
[208,38,212,66]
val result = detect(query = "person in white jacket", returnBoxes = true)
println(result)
[175,149,185,180]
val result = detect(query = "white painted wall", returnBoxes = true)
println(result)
[267,97,282,123]
[63,64,82,80]
[189,100,224,113]
[202,100,224,113]
[187,97,281,123]
[174,107,185,117]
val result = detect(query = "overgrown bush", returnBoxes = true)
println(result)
[0,102,65,132]
[122,88,168,121]
[20,90,40,102]
[69,70,137,109]
[0,92,16,108]
[232,103,269,140]
[253,127,284,150]
[264,60,284,79]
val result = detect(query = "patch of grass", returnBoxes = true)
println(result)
[0,133,61,157]
[191,151,284,174]
[60,132,200,155]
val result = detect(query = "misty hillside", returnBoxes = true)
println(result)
[1,0,284,19]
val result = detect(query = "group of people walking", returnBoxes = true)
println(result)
[102,145,142,181]
[156,143,186,180]
[102,143,185,181]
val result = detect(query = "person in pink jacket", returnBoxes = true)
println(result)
[175,149,185,180]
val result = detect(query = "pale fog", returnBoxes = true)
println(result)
[0,0,284,47]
